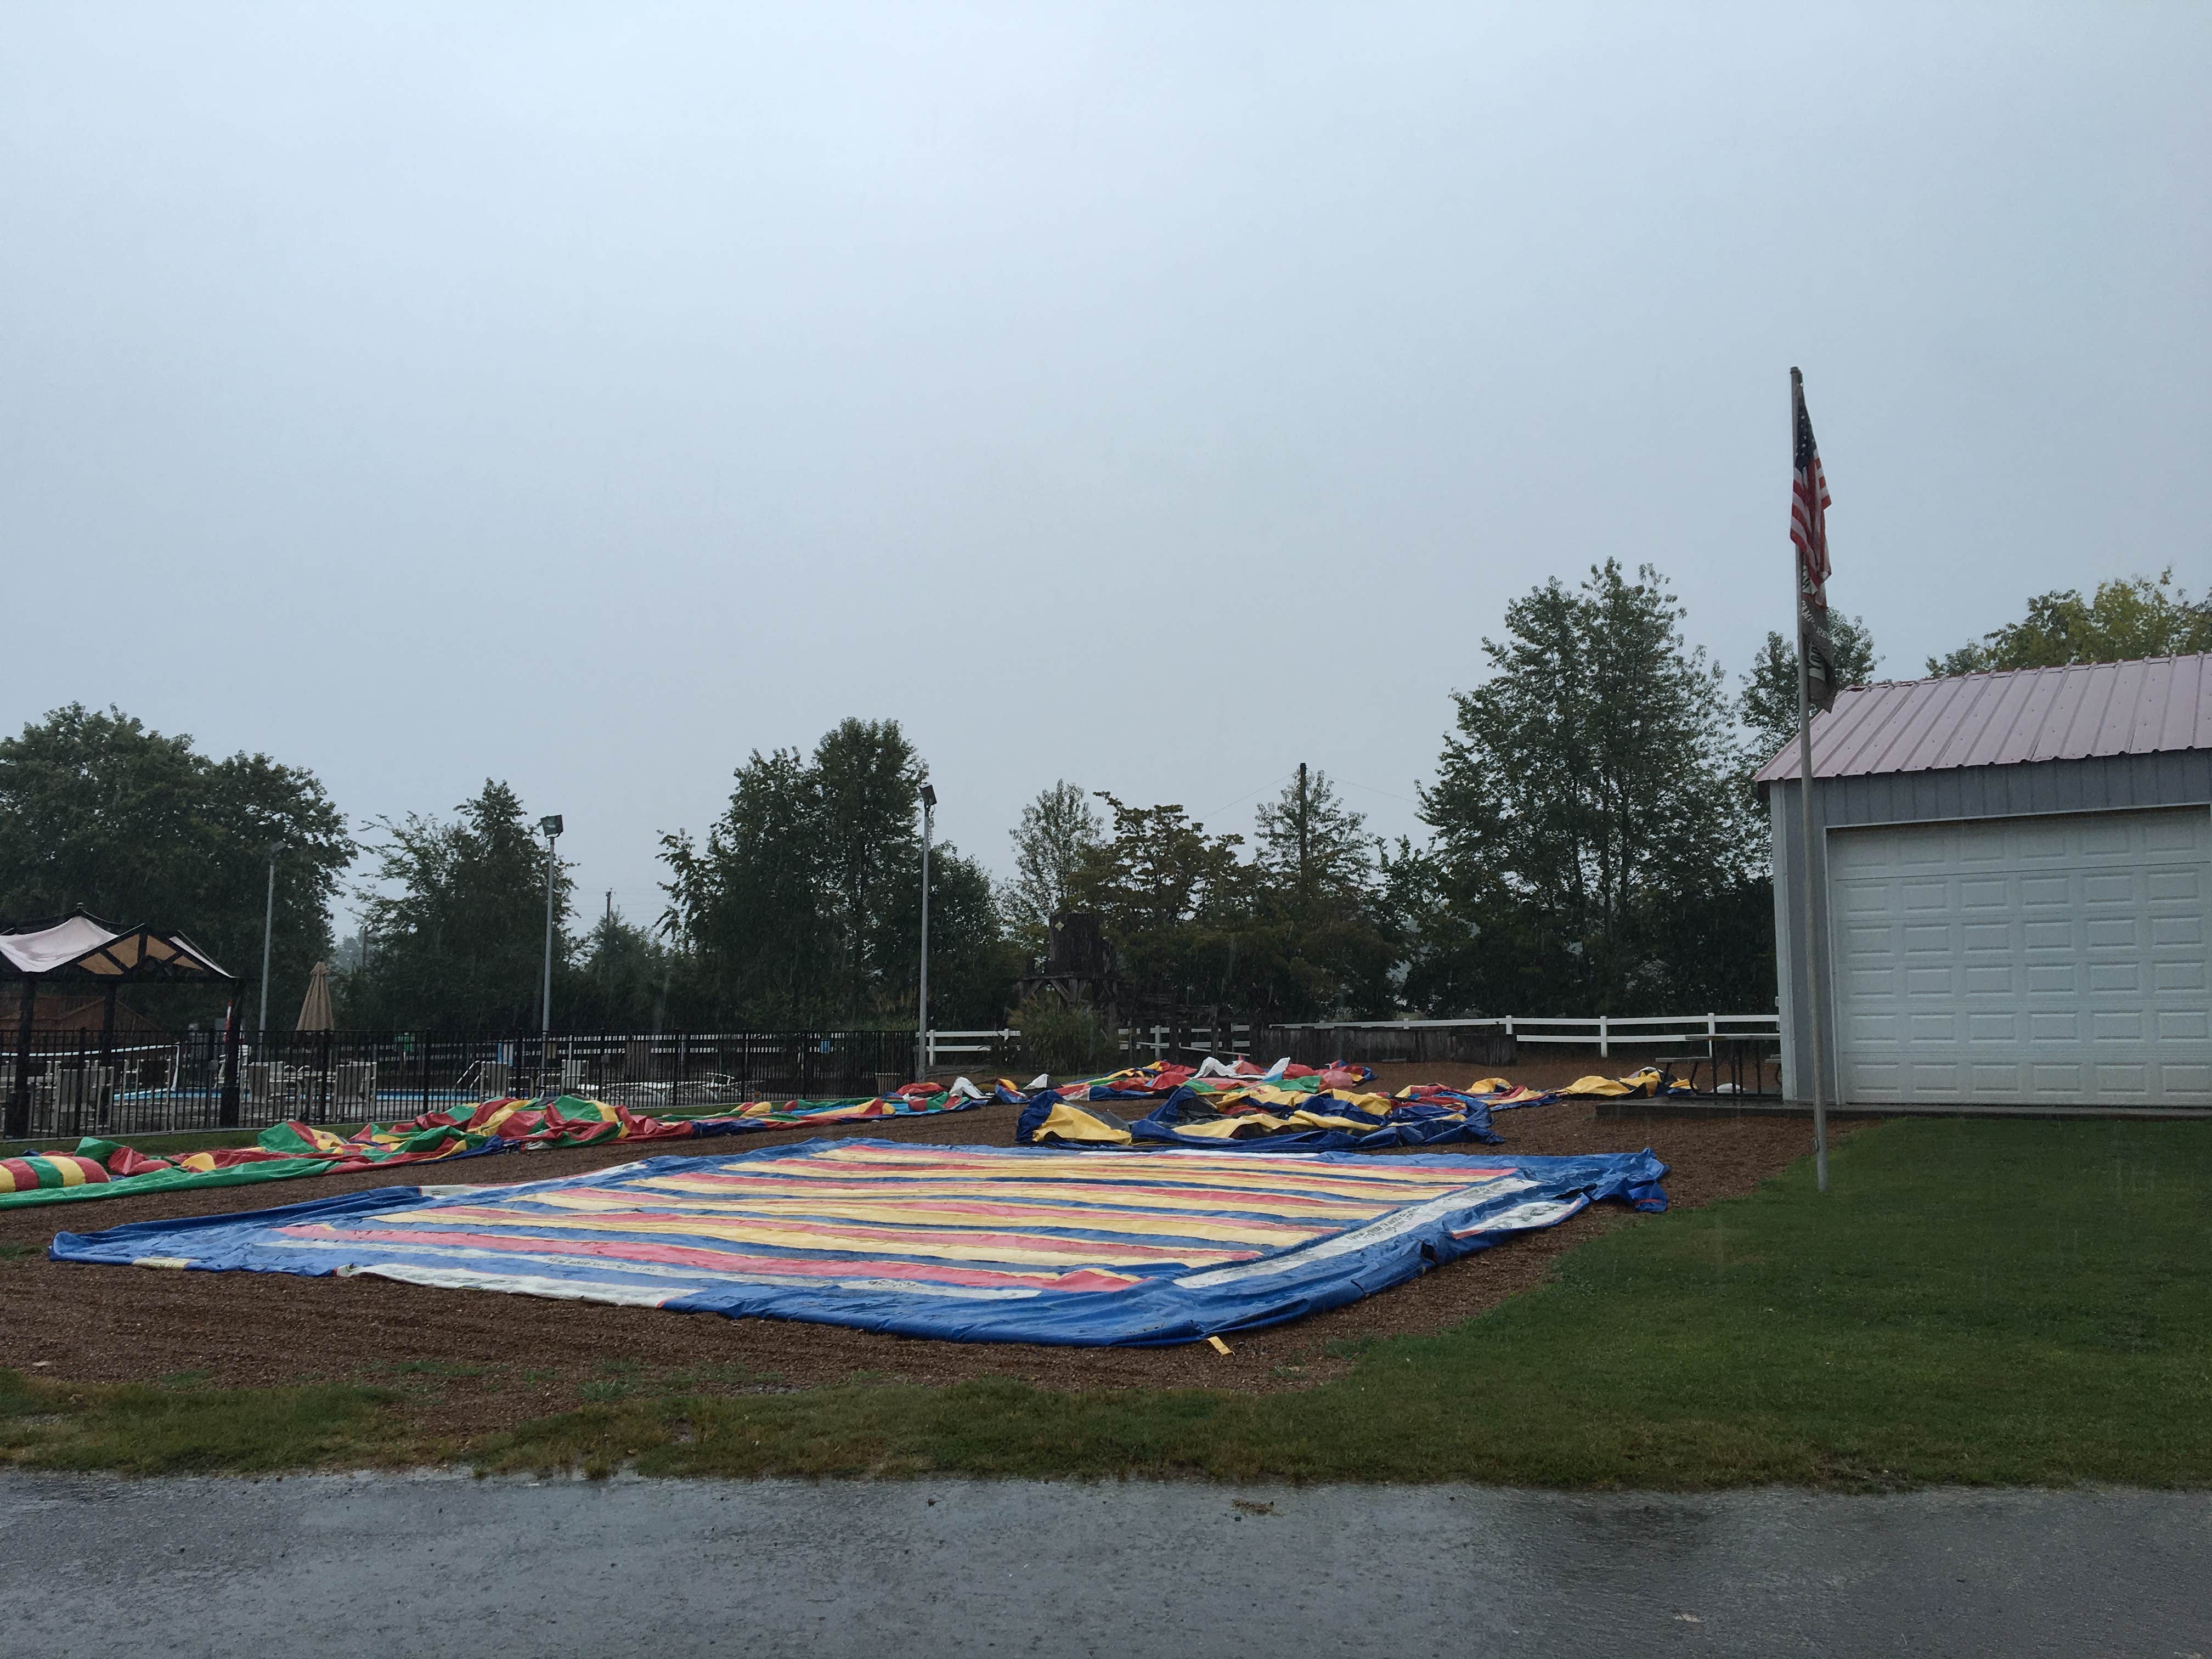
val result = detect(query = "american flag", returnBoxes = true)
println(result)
[1790,368,1836,711]
[1791,376,1831,586]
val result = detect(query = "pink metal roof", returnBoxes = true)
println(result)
[1754,653,2212,782]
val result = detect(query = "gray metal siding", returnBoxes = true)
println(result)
[1771,750,2212,1103]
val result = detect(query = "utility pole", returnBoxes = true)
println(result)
[1296,761,1310,896]
[258,844,280,1036]
[917,783,936,1082]
[539,815,564,1035]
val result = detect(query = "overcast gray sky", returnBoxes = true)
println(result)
[4,4,2206,926]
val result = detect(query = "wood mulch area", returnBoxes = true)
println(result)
[0,1063,1857,1406]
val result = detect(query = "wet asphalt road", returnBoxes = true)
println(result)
[2,1473,2205,1657]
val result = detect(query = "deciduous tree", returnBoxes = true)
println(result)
[1003,781,1103,947]
[0,703,351,1021]
[1928,570,2211,675]
[1413,561,1763,1015]
[348,780,566,1030]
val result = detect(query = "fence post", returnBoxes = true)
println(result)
[218,1012,242,1128]
[1599,1014,1609,1058]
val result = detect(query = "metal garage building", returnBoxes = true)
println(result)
[1757,653,2212,1109]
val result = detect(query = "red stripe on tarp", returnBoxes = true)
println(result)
[408,1205,1261,1265]
[636,1171,1406,1215]
[275,1222,1142,1291]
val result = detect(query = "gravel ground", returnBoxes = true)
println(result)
[0,1062,1850,1401]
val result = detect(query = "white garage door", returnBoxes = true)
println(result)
[1829,806,2212,1106]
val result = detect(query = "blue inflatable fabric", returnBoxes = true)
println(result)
[50,1138,1667,1347]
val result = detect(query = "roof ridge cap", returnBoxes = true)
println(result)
[1865,650,2211,693]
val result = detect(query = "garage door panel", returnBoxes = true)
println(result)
[2148,870,2199,901]
[2146,816,2203,855]
[2082,873,2138,905]
[2085,919,2139,951]
[1831,808,2210,1106]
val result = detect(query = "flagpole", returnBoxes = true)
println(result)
[1791,366,1830,1194]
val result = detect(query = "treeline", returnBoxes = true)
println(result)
[3,567,2199,1032]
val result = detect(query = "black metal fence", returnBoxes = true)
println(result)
[4,1028,922,1142]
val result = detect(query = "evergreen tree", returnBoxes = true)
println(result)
[1248,767,1395,1018]
[1253,766,1375,902]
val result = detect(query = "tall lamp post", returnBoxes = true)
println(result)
[916,783,935,1082]
[257,842,281,1037]
[539,815,563,1036]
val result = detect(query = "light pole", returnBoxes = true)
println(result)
[258,843,280,1036]
[916,783,935,1081]
[539,815,563,1036]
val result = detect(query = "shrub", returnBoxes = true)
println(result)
[1014,993,1117,1078]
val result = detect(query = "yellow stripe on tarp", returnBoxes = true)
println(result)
[523,1190,1329,1247]
[375,1208,1256,1268]
[796,1144,1488,1199]
[627,1176,1402,1222]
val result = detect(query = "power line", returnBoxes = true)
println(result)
[1334,776,1425,810]
[1197,769,1300,822]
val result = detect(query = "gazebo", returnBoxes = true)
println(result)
[3,911,237,1138]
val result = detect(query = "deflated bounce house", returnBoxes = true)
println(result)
[1007,1055,1688,1152]
[39,1054,1679,1347]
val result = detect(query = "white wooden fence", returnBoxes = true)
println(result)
[927,1013,1780,1069]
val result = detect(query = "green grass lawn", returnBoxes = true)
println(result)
[5,1116,2208,1486]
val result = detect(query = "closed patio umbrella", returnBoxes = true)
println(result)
[296,961,334,1032]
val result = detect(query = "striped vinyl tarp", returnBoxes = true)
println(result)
[50,1137,1668,1345]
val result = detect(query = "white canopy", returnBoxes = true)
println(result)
[0,913,232,980]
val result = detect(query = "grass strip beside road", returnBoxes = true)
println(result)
[4,1118,2208,1487]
